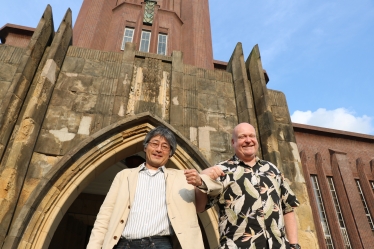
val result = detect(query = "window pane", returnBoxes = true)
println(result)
[121,27,134,50]
[157,34,167,55]
[140,31,151,52]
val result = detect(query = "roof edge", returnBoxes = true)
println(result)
[292,122,374,141]
[0,23,35,32]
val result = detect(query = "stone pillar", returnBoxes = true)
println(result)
[169,51,185,134]
[0,6,54,161]
[245,45,280,166]
[0,8,72,248]
[226,43,262,156]
[227,43,256,124]
[112,42,136,124]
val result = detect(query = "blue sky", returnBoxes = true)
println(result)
[1,0,373,135]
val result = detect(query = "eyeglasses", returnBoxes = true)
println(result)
[148,141,170,151]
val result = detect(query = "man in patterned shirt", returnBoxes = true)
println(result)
[186,123,301,249]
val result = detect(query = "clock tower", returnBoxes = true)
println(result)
[73,0,214,69]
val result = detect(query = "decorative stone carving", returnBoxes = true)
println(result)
[143,1,156,24]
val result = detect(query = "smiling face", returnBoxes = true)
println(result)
[232,123,259,165]
[144,135,171,170]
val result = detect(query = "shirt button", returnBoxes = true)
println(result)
[114,236,118,240]
[120,220,124,223]
[128,205,130,209]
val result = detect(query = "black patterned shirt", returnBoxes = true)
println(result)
[205,155,299,249]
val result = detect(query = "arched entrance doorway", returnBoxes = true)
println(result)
[12,114,219,248]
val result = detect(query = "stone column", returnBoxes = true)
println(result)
[245,45,280,166]
[0,8,72,248]
[226,43,262,156]
[0,6,54,161]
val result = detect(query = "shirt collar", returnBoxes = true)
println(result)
[232,155,262,166]
[138,163,165,173]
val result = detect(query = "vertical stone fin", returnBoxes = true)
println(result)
[226,43,263,156]
[246,44,279,165]
[0,5,54,162]
[0,7,73,248]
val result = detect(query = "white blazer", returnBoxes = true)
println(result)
[86,166,205,249]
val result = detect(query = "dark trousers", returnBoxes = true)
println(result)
[113,236,172,249]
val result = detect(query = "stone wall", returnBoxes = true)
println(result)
[0,45,25,108]
[170,52,236,164]
[30,44,236,166]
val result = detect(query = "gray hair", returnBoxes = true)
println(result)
[143,126,177,156]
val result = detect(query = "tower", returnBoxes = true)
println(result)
[73,0,214,69]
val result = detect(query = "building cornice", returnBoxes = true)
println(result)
[293,122,374,142]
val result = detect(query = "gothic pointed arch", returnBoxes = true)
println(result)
[7,112,219,249]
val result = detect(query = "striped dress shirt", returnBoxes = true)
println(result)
[121,164,172,239]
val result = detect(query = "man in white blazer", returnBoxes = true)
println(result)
[87,126,208,249]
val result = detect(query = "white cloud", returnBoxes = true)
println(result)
[291,108,374,135]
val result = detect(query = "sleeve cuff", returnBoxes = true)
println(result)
[197,179,208,190]
[199,174,223,196]
[283,205,295,214]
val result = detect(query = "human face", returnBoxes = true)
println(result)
[232,123,259,164]
[144,135,171,170]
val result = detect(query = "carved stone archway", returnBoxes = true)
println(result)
[7,113,219,249]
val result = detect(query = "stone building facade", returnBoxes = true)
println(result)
[0,0,372,248]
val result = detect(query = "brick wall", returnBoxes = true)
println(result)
[0,24,34,48]
[73,0,214,69]
[295,123,374,248]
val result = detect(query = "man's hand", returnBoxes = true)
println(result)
[184,169,203,186]
[201,166,225,180]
